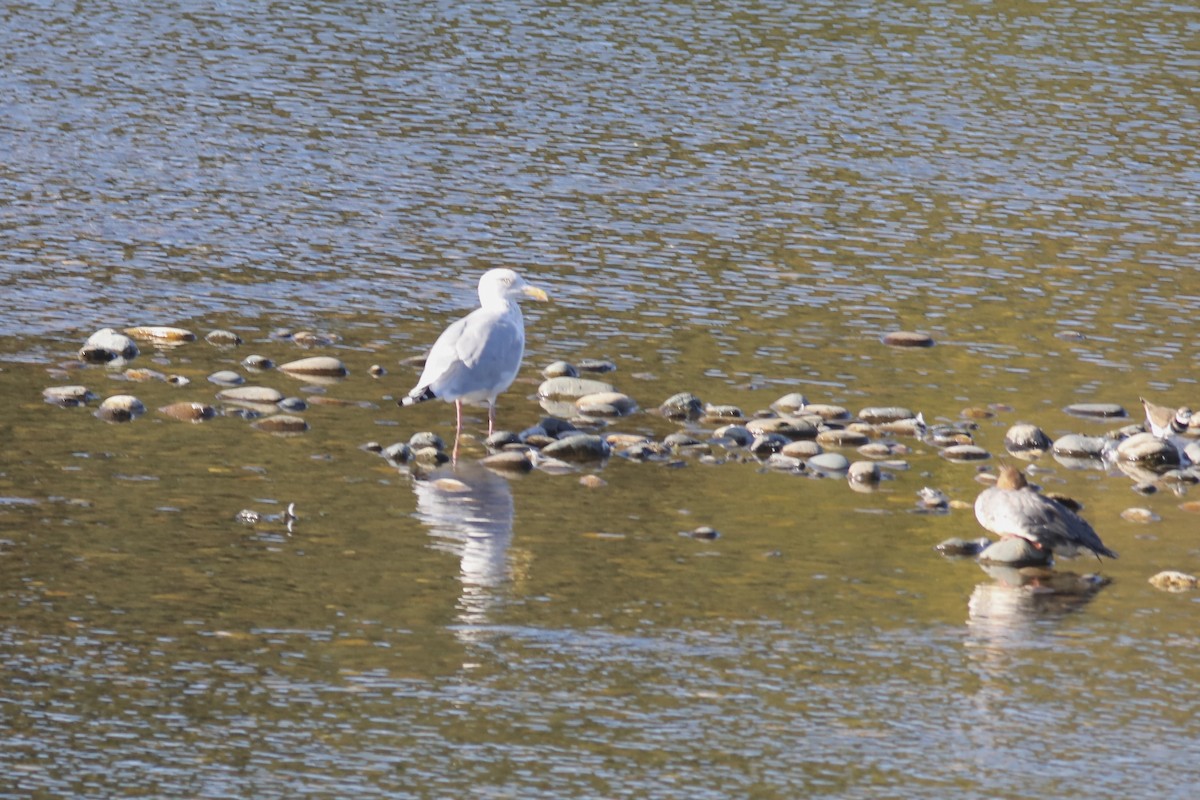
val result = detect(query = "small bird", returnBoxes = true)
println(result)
[399,268,549,444]
[974,464,1117,561]
[1139,397,1192,439]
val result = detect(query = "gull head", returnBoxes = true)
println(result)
[478,268,549,308]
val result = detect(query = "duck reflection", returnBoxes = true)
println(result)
[411,462,516,637]
[966,562,1110,646]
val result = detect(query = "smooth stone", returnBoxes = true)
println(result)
[124,325,195,344]
[847,460,881,484]
[857,407,915,424]
[540,433,611,462]
[1064,402,1127,419]
[1121,507,1160,523]
[79,328,139,363]
[278,397,308,413]
[663,432,704,449]
[781,440,822,459]
[252,415,309,434]
[167,375,190,386]
[242,354,275,371]
[412,447,450,466]
[368,364,386,377]
[881,330,934,347]
[95,394,146,423]
[43,385,96,407]
[940,444,991,462]
[1116,432,1182,467]
[1052,433,1108,459]
[408,432,445,452]
[808,452,851,474]
[858,442,906,458]
[978,537,1052,567]
[1005,423,1053,456]
[771,393,810,414]
[704,404,743,419]
[712,425,754,447]
[575,391,638,417]
[935,537,992,557]
[765,453,805,471]
[749,433,789,456]
[961,407,994,420]
[659,392,704,421]
[158,402,217,422]
[539,417,579,438]
[542,360,579,379]
[681,526,720,540]
[381,442,412,464]
[205,330,243,346]
[1149,571,1199,592]
[537,376,616,400]
[875,417,927,437]
[618,441,672,461]
[747,417,819,440]
[928,426,974,447]
[1185,442,1200,465]
[605,433,652,449]
[485,431,522,449]
[122,368,167,382]
[217,386,286,405]
[480,450,534,473]
[278,356,348,378]
[576,358,617,373]
[816,429,870,448]
[801,403,851,421]
[208,370,245,386]
[579,474,607,489]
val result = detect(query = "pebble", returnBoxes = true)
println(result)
[43,385,96,407]
[381,442,412,464]
[704,404,744,419]
[79,328,139,363]
[480,450,534,473]
[770,393,809,414]
[847,460,881,485]
[857,407,916,424]
[875,416,926,437]
[1064,402,1127,419]
[368,364,385,377]
[538,376,616,400]
[881,331,934,347]
[978,537,1052,567]
[858,442,908,459]
[542,360,579,379]
[1180,501,1200,514]
[485,431,522,449]
[217,386,286,405]
[205,330,243,346]
[278,397,309,413]
[124,325,195,344]
[749,434,788,456]
[940,444,991,462]
[576,358,617,373]
[801,403,851,421]
[540,433,612,462]
[1120,507,1160,524]
[290,330,338,348]
[95,394,146,423]
[413,447,450,466]
[747,417,819,440]
[252,415,309,434]
[712,425,754,447]
[681,526,720,540]
[960,407,994,420]
[1004,423,1053,457]
[579,474,607,489]
[1148,571,1199,592]
[916,487,949,510]
[242,355,275,371]
[816,429,870,448]
[278,356,348,378]
[122,368,167,382]
[808,452,851,475]
[1116,432,1183,468]
[158,402,217,422]
[659,392,704,421]
[408,432,445,452]
[208,370,245,386]
[1052,433,1108,459]
[765,453,805,472]
[575,391,638,417]
[781,440,822,459]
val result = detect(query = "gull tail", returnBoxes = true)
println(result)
[399,386,436,407]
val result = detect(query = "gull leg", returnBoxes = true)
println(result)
[452,400,463,464]
[488,402,496,436]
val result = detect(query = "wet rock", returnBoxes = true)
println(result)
[703,403,744,419]
[1052,433,1108,459]
[606,433,652,449]
[368,364,386,377]
[278,356,348,378]
[208,370,245,386]
[1116,432,1182,468]
[748,417,819,440]
[542,360,579,379]
[381,442,412,464]
[927,425,975,448]
[1149,571,1199,592]
[1180,501,1200,514]
[712,424,754,447]
[617,440,672,461]
[205,330,243,346]
[847,460,881,485]
[242,355,274,371]
[95,394,146,423]
[124,325,195,344]
[290,330,339,348]
[79,328,139,363]
[659,392,704,421]
[935,537,992,557]
[408,432,445,452]
[362,441,383,454]
[808,452,851,475]
[158,401,217,422]
[412,447,450,466]
[540,433,611,462]
[961,407,994,420]
[765,453,805,472]
[781,440,822,459]
[1185,442,1200,465]
[278,397,308,413]
[940,444,991,462]
[875,416,927,437]
[575,391,638,417]
[802,403,851,421]
[580,474,607,489]
[167,375,190,386]
[485,430,522,450]
[857,406,916,424]
[749,433,788,456]
[480,450,534,473]
[858,442,907,459]
[1064,402,1127,419]
[1120,507,1160,524]
[252,415,309,434]
[916,487,949,511]
[882,330,934,347]
[217,386,286,407]
[771,393,810,414]
[120,368,167,383]
[978,537,1053,567]
[1004,423,1053,457]
[43,385,96,407]
[680,526,720,540]
[537,376,616,400]
[577,358,617,373]
[816,429,869,448]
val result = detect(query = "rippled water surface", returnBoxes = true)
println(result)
[3,0,1200,797]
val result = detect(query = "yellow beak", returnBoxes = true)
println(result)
[523,285,550,302]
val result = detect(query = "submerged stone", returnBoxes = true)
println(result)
[208,370,244,386]
[857,406,916,424]
[978,537,1052,567]
[816,429,869,448]
[1064,402,1127,419]
[770,393,810,414]
[576,358,617,373]
[712,424,754,447]
[1004,423,1052,457]
[205,330,243,346]
[79,328,139,363]
[158,401,217,422]
[541,360,579,379]
[95,394,146,423]
[242,355,275,371]
[540,433,611,462]
[537,376,616,400]
[847,460,881,485]
[480,450,534,473]
[381,442,412,464]
[217,386,286,405]
[935,537,992,557]
[575,391,638,417]
[1116,432,1181,468]
[659,392,704,421]
[278,356,348,378]
[808,452,851,475]
[253,415,309,434]
[940,444,991,462]
[408,432,445,452]
[1052,433,1107,459]
[882,330,934,347]
[124,325,195,344]
[43,385,96,407]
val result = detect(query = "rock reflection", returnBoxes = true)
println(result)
[412,462,516,640]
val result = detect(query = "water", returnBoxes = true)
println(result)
[2,0,1200,797]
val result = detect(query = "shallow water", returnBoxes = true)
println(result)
[3,0,1200,797]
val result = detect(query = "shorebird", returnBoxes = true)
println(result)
[1139,396,1192,439]
[974,465,1117,561]
[399,269,549,446]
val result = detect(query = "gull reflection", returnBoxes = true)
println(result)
[412,462,516,640]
